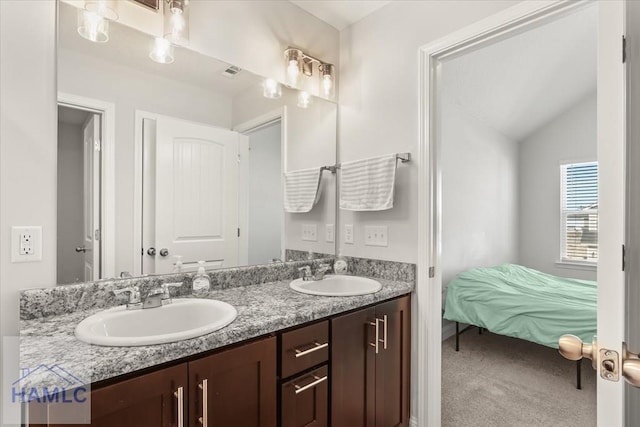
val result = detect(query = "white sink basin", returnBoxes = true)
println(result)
[74,299,237,347]
[290,275,382,297]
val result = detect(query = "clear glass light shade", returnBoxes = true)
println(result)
[297,91,312,109]
[149,37,175,64]
[319,64,335,98]
[284,49,302,87]
[262,79,282,99]
[77,9,109,43]
[84,0,119,20]
[164,0,189,46]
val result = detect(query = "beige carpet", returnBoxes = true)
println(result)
[442,330,596,427]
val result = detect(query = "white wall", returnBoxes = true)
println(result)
[59,48,233,276]
[338,0,519,263]
[0,0,57,337]
[519,94,597,281]
[57,122,85,284]
[247,122,283,264]
[441,101,520,287]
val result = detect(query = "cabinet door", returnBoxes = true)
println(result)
[281,365,328,427]
[188,337,277,427]
[29,363,188,427]
[374,296,411,427]
[331,306,376,427]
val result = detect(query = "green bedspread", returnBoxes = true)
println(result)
[443,264,597,349]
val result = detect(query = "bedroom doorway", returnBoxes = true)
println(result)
[418,1,632,426]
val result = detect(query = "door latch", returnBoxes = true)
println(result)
[599,348,619,381]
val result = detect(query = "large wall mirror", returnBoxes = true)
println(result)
[56,2,337,284]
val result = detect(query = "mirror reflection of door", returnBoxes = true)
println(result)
[141,114,241,275]
[57,106,101,284]
[244,120,283,265]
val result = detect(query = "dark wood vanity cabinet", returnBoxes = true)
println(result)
[331,296,411,427]
[189,336,277,427]
[27,296,410,427]
[279,321,329,427]
[28,363,188,427]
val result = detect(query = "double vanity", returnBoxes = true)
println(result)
[20,257,414,427]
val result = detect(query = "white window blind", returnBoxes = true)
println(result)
[560,162,598,263]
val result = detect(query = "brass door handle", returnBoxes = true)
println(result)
[558,334,597,369]
[623,343,640,387]
[174,386,184,427]
[198,379,208,426]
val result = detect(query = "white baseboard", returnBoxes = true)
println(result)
[410,415,418,427]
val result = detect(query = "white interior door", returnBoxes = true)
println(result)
[152,115,240,274]
[594,2,626,425]
[82,113,100,281]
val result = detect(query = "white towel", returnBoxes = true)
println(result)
[340,154,397,211]
[284,168,322,213]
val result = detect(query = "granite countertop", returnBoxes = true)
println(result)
[20,278,413,387]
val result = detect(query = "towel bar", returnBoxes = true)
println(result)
[322,152,411,173]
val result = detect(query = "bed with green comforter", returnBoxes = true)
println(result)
[443,264,597,349]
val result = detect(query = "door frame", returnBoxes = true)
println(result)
[416,1,622,426]
[233,107,288,265]
[57,92,116,280]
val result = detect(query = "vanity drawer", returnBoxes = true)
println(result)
[281,365,328,427]
[281,321,329,378]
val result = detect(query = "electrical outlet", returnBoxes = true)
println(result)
[344,224,354,244]
[302,224,318,241]
[325,224,335,243]
[365,225,388,247]
[11,226,42,263]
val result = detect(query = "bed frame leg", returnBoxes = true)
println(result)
[576,359,582,390]
[455,322,460,351]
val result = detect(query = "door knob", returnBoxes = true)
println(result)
[558,334,597,369]
[623,344,640,387]
[75,246,87,253]
[159,248,169,257]
[147,247,156,256]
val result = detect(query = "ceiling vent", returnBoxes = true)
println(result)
[222,66,242,78]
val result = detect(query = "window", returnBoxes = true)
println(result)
[560,161,598,263]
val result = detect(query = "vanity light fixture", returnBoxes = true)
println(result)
[84,0,119,21]
[164,0,189,46]
[284,47,335,99]
[263,78,282,99]
[77,9,110,43]
[297,91,312,109]
[319,64,335,98]
[149,37,175,64]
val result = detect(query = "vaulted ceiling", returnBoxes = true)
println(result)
[441,4,597,142]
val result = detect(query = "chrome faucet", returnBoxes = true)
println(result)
[313,263,331,281]
[298,264,332,281]
[113,282,182,310]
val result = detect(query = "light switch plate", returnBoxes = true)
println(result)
[344,224,354,244]
[11,226,42,263]
[365,225,388,247]
[325,224,335,243]
[302,224,318,241]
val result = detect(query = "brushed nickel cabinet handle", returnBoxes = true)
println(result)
[293,375,328,395]
[369,319,380,354]
[382,315,388,350]
[174,386,184,427]
[294,342,328,358]
[198,379,208,426]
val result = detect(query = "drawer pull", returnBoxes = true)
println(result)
[294,341,328,358]
[198,379,208,426]
[174,386,184,427]
[381,315,388,350]
[293,375,328,394]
